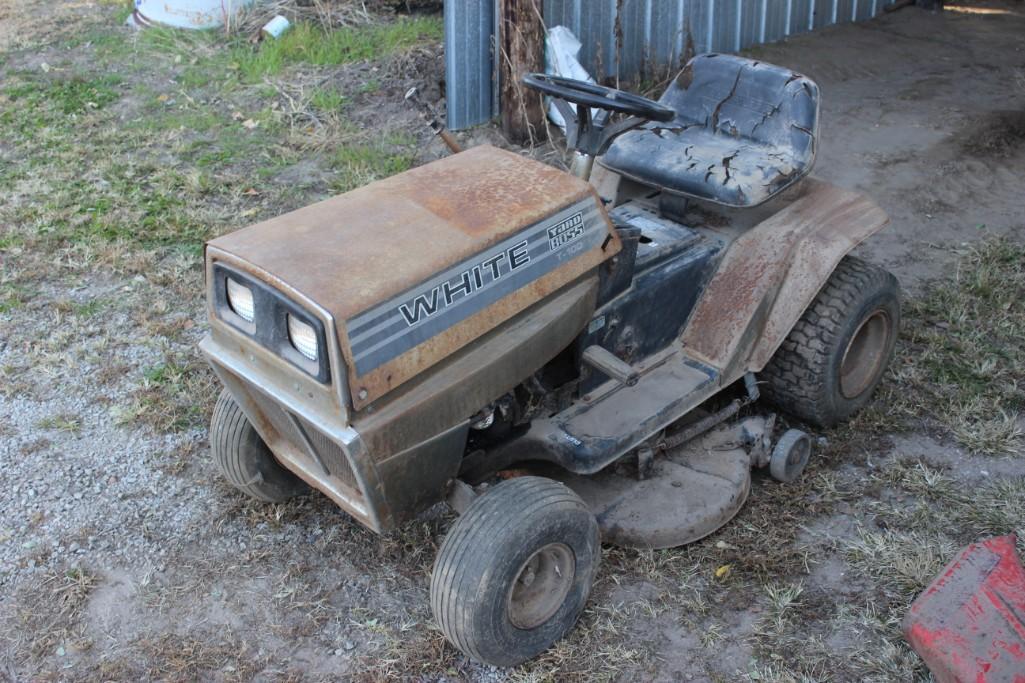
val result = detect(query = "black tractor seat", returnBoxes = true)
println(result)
[599,54,820,208]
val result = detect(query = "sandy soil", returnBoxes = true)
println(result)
[1,2,1023,682]
[749,3,1025,288]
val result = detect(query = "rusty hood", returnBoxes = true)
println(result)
[207,145,619,409]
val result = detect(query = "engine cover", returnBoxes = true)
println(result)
[207,145,619,408]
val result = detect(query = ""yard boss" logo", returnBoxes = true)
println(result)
[546,212,584,251]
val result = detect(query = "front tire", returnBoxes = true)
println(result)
[761,256,900,427]
[430,476,600,667]
[210,389,308,502]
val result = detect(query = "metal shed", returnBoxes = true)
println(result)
[446,0,888,130]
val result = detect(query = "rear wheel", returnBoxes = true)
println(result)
[210,389,308,502]
[430,476,600,667]
[761,256,900,427]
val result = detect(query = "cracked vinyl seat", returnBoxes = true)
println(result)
[599,54,820,208]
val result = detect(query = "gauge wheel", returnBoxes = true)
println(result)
[761,255,900,427]
[769,429,812,483]
[210,388,308,502]
[430,476,600,667]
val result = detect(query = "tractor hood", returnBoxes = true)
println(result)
[207,145,619,409]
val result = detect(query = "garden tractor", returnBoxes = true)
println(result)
[199,54,900,666]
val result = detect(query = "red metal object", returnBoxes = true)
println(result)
[903,535,1025,683]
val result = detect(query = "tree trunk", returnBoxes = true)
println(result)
[499,0,546,144]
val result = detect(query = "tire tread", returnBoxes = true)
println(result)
[761,256,899,426]
[210,389,305,502]
[431,477,596,665]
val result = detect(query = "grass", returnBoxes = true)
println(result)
[137,631,270,680]
[232,17,443,81]
[331,133,417,192]
[0,282,34,312]
[311,87,348,113]
[891,238,1025,454]
[4,567,98,660]
[3,74,123,117]
[843,528,956,601]
[115,352,218,433]
[36,414,83,434]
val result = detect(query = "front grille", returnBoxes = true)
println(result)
[296,414,359,490]
[247,389,360,492]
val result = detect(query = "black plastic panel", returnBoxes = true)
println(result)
[576,230,722,394]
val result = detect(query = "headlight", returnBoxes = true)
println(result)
[226,278,255,323]
[287,314,318,362]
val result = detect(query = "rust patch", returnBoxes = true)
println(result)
[208,146,602,323]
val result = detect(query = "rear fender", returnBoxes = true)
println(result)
[680,179,889,383]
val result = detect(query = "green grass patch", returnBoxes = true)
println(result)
[143,360,189,386]
[0,234,24,251]
[311,87,348,114]
[118,354,216,432]
[72,25,134,61]
[143,107,221,134]
[233,17,442,80]
[12,165,214,252]
[35,413,83,434]
[73,298,110,318]
[0,283,32,313]
[331,133,416,192]
[359,79,381,94]
[5,75,123,115]
[895,238,1025,454]
[1,74,123,143]
[130,26,243,91]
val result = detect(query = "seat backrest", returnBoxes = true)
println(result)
[662,53,819,162]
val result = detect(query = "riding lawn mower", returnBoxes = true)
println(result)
[199,53,899,666]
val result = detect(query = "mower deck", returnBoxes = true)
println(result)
[542,421,754,549]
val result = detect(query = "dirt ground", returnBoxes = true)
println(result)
[1,1,1024,681]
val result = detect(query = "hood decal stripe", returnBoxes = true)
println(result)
[346,198,604,376]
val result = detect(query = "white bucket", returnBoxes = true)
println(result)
[131,0,255,30]
[261,15,291,39]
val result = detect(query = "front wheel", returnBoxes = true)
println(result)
[769,429,812,483]
[210,389,308,502]
[430,476,600,667]
[761,256,900,427]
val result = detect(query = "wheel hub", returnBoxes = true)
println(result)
[508,543,575,630]
[840,310,891,399]
[784,436,811,474]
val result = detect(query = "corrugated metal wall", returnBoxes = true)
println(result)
[445,0,496,132]
[446,0,885,129]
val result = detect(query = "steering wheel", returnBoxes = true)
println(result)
[521,73,675,165]
[522,73,675,122]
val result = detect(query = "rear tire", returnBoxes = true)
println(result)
[761,256,900,427]
[430,476,600,667]
[210,389,307,502]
